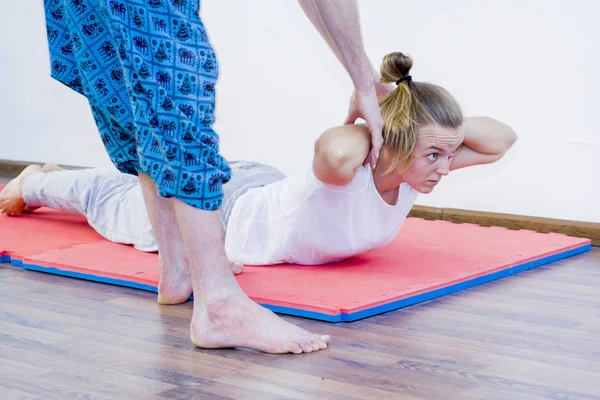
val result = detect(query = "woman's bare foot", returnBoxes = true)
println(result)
[20,163,64,214]
[42,163,62,173]
[231,262,244,275]
[0,164,43,215]
[191,291,331,354]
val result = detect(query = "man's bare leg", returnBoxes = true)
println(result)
[170,199,330,354]
[138,174,243,304]
[139,171,331,353]
[5,168,330,353]
[138,173,193,305]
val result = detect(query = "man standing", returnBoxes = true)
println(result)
[43,0,384,354]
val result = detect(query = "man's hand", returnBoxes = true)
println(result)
[344,89,384,168]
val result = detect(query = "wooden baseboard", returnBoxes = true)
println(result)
[407,205,444,221]
[0,159,82,175]
[409,206,600,246]
[2,159,598,246]
[0,160,38,175]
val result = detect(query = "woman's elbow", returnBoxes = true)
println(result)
[313,135,353,185]
[504,125,518,151]
[493,124,518,160]
[486,116,517,153]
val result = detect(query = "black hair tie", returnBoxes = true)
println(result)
[395,75,412,85]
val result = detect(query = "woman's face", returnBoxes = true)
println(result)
[399,124,465,194]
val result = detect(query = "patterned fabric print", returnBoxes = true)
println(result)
[43,0,231,211]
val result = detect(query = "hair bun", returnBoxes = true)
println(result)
[380,52,413,84]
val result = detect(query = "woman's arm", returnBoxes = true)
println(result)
[313,124,371,186]
[450,117,518,171]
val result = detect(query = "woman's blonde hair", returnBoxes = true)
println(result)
[379,52,463,172]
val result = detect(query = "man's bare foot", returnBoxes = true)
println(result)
[157,254,193,305]
[158,261,244,305]
[191,291,331,354]
[0,164,43,215]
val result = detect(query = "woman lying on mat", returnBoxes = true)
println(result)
[0,52,516,270]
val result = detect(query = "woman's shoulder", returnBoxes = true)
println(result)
[309,163,371,193]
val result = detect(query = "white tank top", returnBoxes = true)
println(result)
[224,165,418,265]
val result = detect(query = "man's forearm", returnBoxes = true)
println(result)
[298,0,373,91]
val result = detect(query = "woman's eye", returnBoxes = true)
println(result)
[427,153,439,161]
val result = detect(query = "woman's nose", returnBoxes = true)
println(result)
[436,158,450,176]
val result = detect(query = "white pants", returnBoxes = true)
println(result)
[20,163,286,256]
[22,168,158,252]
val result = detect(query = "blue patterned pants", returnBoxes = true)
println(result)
[43,0,231,210]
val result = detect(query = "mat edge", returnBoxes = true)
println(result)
[340,239,592,313]
[244,244,589,321]
[3,244,591,323]
[338,243,591,321]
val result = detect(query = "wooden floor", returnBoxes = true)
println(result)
[1,175,600,399]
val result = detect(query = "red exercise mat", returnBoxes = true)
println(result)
[0,184,591,321]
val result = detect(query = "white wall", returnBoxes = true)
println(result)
[1,0,598,223]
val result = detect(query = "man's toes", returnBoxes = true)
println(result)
[305,337,321,352]
[300,345,313,353]
[306,342,319,353]
[311,334,329,350]
[287,342,302,354]
[299,339,318,353]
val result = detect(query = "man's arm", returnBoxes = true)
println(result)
[298,0,371,89]
[298,0,384,166]
[295,2,394,97]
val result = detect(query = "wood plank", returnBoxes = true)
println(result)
[217,364,422,400]
[1,388,47,400]
[1,246,599,398]
[408,205,444,220]
[0,341,177,398]
[0,320,72,345]
[442,207,600,245]
[152,384,292,400]
[479,354,600,397]
[0,159,82,175]
[0,377,94,400]
[0,373,162,400]
[0,358,49,381]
